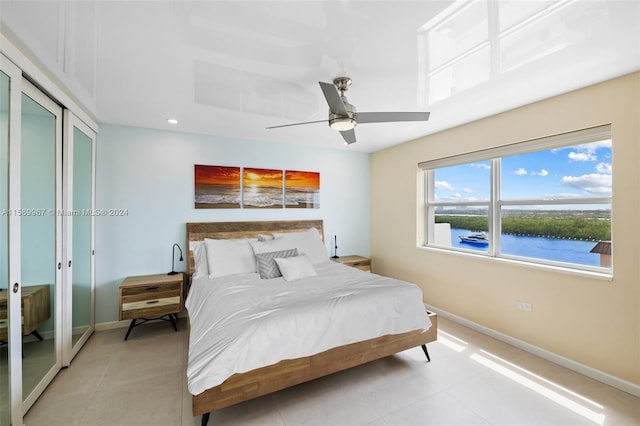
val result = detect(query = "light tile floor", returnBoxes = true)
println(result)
[24,317,640,426]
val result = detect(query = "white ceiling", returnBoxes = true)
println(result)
[1,1,639,152]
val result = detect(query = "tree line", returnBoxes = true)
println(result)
[436,215,611,241]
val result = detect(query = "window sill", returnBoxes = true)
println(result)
[417,245,613,281]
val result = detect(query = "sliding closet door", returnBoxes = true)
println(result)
[62,111,95,366]
[20,80,62,411]
[0,54,23,426]
[1,50,97,425]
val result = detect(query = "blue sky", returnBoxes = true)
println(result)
[433,140,612,202]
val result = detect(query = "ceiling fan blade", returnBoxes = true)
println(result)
[355,111,430,124]
[319,81,349,116]
[340,128,356,144]
[266,119,328,129]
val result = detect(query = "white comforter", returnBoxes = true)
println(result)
[185,260,432,395]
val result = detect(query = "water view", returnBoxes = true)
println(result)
[451,228,602,266]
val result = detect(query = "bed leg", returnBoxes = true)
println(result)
[421,344,431,362]
[201,412,210,426]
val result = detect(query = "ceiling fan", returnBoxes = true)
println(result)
[266,76,430,144]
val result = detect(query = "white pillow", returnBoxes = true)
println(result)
[249,238,298,255]
[275,254,317,282]
[272,228,328,265]
[272,227,321,240]
[189,241,209,278]
[204,238,257,278]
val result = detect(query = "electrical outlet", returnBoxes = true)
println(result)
[517,301,532,312]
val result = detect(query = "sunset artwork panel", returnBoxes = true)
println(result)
[243,168,284,208]
[194,165,241,208]
[285,170,320,209]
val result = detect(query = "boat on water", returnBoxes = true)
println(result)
[459,233,489,245]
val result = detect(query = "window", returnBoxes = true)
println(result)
[421,126,612,273]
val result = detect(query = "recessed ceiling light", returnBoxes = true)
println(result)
[167,118,178,124]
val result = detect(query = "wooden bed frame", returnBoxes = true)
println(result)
[186,220,437,425]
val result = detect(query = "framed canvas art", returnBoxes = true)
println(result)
[243,168,283,208]
[285,170,320,209]
[194,165,241,208]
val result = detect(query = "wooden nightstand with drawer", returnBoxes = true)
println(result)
[331,255,371,272]
[119,273,184,340]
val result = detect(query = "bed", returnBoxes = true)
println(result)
[185,220,437,425]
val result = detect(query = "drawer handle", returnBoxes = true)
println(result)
[146,300,159,305]
[146,286,160,291]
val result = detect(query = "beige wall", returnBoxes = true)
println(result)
[370,72,640,386]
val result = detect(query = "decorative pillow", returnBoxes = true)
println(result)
[255,248,298,279]
[189,241,209,278]
[272,228,328,265]
[275,254,317,282]
[204,238,257,278]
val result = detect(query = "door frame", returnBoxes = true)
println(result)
[2,50,24,426]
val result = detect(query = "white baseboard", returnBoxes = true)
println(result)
[425,303,640,398]
[95,319,130,331]
[95,313,186,332]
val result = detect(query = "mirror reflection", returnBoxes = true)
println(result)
[20,92,57,401]
[71,126,92,346]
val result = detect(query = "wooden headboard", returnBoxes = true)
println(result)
[186,220,324,276]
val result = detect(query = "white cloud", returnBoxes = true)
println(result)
[561,173,612,195]
[514,168,527,176]
[435,180,455,191]
[596,162,612,174]
[471,163,491,170]
[531,169,548,176]
[463,187,473,193]
[566,140,611,163]
[568,151,595,162]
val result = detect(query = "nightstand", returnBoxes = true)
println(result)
[331,255,371,272]
[119,273,185,340]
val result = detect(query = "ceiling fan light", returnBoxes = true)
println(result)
[329,117,355,131]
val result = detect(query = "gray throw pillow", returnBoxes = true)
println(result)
[255,248,298,279]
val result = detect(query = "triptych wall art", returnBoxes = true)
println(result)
[194,165,320,209]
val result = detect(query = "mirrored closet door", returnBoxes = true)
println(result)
[62,111,96,366]
[1,51,97,425]
[0,55,21,426]
[20,79,63,412]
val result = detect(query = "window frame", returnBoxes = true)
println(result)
[420,125,612,275]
